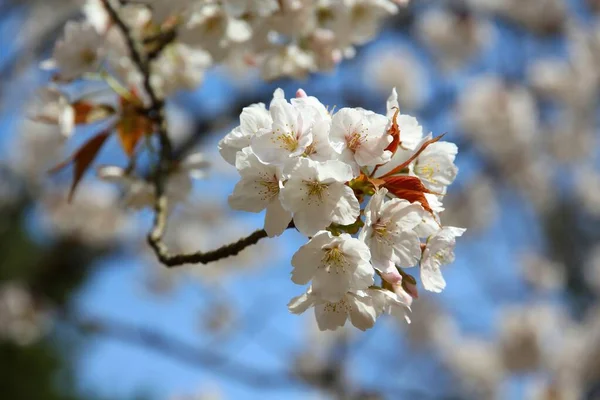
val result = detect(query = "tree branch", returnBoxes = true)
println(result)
[148,225,280,267]
[101,0,282,268]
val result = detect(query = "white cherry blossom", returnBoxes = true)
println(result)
[291,231,374,301]
[224,0,280,17]
[261,44,316,81]
[288,287,377,331]
[414,193,443,238]
[180,3,252,61]
[301,119,339,162]
[279,158,360,236]
[420,226,466,293]
[228,148,291,237]
[27,87,75,138]
[219,102,272,165]
[142,0,192,24]
[43,21,105,81]
[251,98,315,165]
[341,0,399,45]
[369,286,412,323]
[329,107,391,175]
[412,141,459,194]
[151,43,212,98]
[359,188,424,274]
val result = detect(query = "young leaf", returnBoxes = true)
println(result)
[116,96,154,157]
[385,107,401,155]
[49,130,112,202]
[382,175,433,213]
[116,115,152,156]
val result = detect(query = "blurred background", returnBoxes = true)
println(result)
[2,0,600,399]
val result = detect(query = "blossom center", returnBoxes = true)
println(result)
[372,218,389,237]
[321,246,348,273]
[276,133,299,152]
[204,15,224,34]
[433,247,453,264]
[324,298,351,314]
[80,49,96,65]
[346,132,364,153]
[414,161,439,183]
[303,142,316,157]
[258,174,279,201]
[303,180,328,201]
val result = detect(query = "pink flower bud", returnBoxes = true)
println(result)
[295,89,307,98]
[381,270,402,285]
[401,279,419,299]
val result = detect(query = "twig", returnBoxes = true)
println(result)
[101,0,284,268]
[149,221,295,267]
[145,29,177,60]
[63,312,301,390]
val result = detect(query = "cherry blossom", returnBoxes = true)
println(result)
[359,188,424,274]
[250,97,316,165]
[288,287,378,331]
[219,102,273,165]
[329,107,392,175]
[43,21,105,81]
[412,141,459,194]
[420,227,466,293]
[369,286,412,323]
[28,87,75,138]
[291,231,374,301]
[228,148,291,237]
[150,43,212,97]
[279,158,360,236]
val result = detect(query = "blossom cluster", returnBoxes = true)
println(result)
[220,88,465,331]
[42,0,402,95]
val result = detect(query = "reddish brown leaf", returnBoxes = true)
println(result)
[116,115,152,156]
[385,107,401,155]
[116,95,153,157]
[379,134,446,179]
[49,130,112,202]
[72,101,116,124]
[382,175,433,213]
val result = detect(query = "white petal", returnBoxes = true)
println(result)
[228,178,270,212]
[290,231,331,284]
[317,160,354,183]
[328,184,360,226]
[363,188,386,227]
[391,231,421,267]
[288,292,314,314]
[348,294,377,331]
[386,87,399,118]
[315,302,348,331]
[226,18,252,42]
[387,201,424,231]
[264,199,292,237]
[292,208,331,237]
[420,258,446,293]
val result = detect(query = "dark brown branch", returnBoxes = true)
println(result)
[64,312,300,389]
[149,221,295,267]
[150,227,262,267]
[145,29,177,61]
